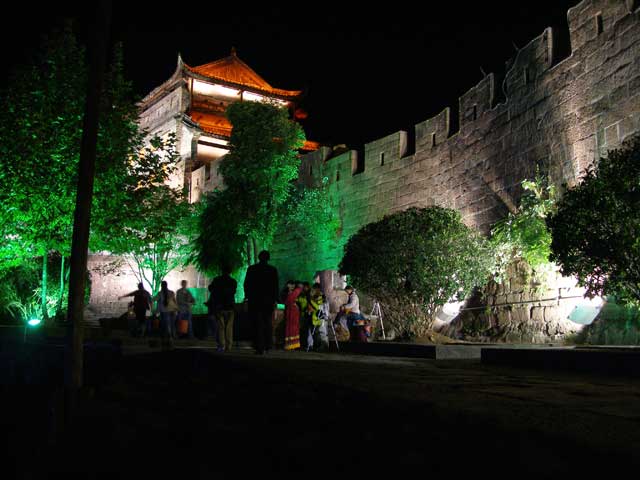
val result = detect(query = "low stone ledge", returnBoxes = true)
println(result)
[481,347,640,377]
[337,341,482,359]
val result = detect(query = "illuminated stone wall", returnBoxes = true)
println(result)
[85,256,208,322]
[271,1,640,335]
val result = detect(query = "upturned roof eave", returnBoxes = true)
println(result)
[183,67,302,101]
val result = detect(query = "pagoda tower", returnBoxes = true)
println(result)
[138,48,316,202]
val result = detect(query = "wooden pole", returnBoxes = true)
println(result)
[66,1,112,392]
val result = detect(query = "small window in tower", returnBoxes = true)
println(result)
[205,163,211,181]
[309,164,313,176]
[595,13,604,35]
[431,133,436,148]
[472,105,478,121]
[336,170,340,182]
[380,152,385,166]
[523,67,530,85]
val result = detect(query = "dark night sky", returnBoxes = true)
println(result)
[2,1,579,147]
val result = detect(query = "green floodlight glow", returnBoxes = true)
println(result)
[27,318,42,327]
[277,303,285,310]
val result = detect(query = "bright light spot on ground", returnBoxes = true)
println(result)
[27,318,42,326]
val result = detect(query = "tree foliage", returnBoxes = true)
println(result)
[339,206,493,338]
[93,134,196,295]
[0,24,85,269]
[280,176,341,252]
[0,25,142,320]
[547,136,640,304]
[490,170,557,281]
[0,24,165,319]
[194,101,305,275]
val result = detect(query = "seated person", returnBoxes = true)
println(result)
[334,285,368,342]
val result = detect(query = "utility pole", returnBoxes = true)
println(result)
[66,0,112,398]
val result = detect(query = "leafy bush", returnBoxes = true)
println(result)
[339,206,493,338]
[490,170,556,283]
[547,136,640,305]
[0,259,62,324]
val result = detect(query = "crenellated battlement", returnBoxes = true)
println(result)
[460,73,497,132]
[274,0,640,286]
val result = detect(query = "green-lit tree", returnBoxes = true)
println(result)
[194,101,305,276]
[0,24,149,321]
[280,176,340,248]
[94,134,197,295]
[276,175,341,275]
[0,25,84,320]
[339,206,493,339]
[547,136,640,305]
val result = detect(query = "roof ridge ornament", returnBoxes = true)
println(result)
[230,46,237,56]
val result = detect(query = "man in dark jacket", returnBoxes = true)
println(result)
[243,250,279,354]
[119,283,152,337]
[209,264,237,352]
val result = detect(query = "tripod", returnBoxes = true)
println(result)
[371,300,386,340]
[327,317,339,351]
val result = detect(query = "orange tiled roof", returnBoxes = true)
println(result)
[190,111,232,137]
[301,140,320,151]
[185,50,302,99]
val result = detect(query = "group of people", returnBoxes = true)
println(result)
[119,249,369,355]
[281,280,331,352]
[244,250,370,354]
[243,250,331,354]
[120,279,197,340]
[119,266,237,353]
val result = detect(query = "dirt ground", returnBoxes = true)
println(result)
[4,347,640,478]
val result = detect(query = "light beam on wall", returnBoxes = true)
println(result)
[567,295,604,325]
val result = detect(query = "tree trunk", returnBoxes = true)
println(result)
[246,238,254,267]
[41,250,48,321]
[252,237,259,264]
[57,255,66,316]
[66,1,112,393]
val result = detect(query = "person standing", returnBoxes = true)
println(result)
[297,282,311,349]
[308,283,329,351]
[284,281,303,351]
[176,279,196,338]
[210,264,237,352]
[119,282,152,337]
[244,250,279,355]
[153,281,178,339]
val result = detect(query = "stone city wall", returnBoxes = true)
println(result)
[270,1,640,338]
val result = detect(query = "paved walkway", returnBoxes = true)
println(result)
[5,343,640,478]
